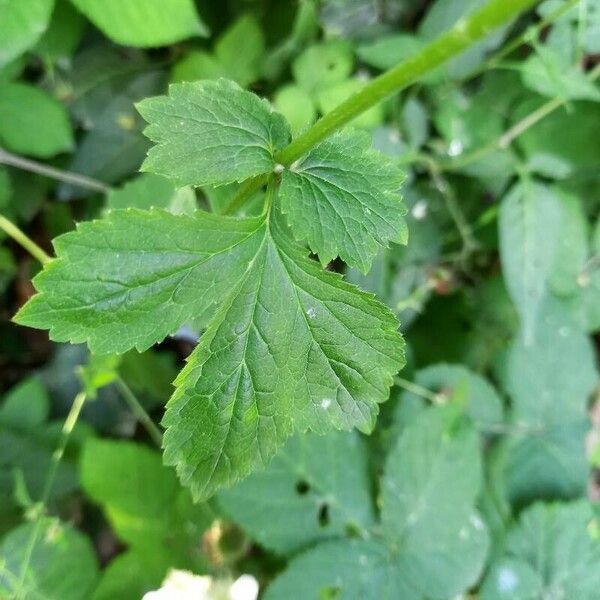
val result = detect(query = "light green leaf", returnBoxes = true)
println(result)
[504,299,598,425]
[163,210,403,499]
[0,82,73,158]
[35,0,85,61]
[92,548,173,600]
[392,363,504,435]
[0,0,54,67]
[267,406,488,600]
[549,190,589,297]
[357,34,424,71]
[382,405,489,598]
[497,299,598,504]
[317,79,384,129]
[218,431,374,554]
[69,0,207,47]
[0,519,98,600]
[80,439,213,548]
[273,85,316,135]
[292,40,354,95]
[265,539,418,600]
[171,50,226,84]
[280,130,406,272]
[214,14,265,87]
[520,47,600,102]
[14,209,266,354]
[480,501,600,600]
[499,180,562,345]
[0,377,49,431]
[106,173,196,214]
[137,79,289,187]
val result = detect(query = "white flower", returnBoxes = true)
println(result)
[142,569,259,600]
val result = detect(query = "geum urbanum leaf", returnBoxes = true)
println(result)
[136,79,289,187]
[15,207,404,499]
[280,130,407,273]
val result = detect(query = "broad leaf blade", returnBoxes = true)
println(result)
[69,0,207,47]
[280,130,406,272]
[499,180,562,344]
[0,519,98,600]
[218,431,374,554]
[14,209,265,354]
[137,79,290,187]
[264,539,418,600]
[163,211,404,499]
[481,501,600,599]
[382,405,489,599]
[0,0,54,67]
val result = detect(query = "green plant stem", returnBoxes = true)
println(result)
[275,0,541,167]
[463,0,580,81]
[0,213,50,265]
[394,376,441,403]
[224,0,542,214]
[0,148,110,194]
[441,61,600,171]
[15,391,87,600]
[115,376,163,448]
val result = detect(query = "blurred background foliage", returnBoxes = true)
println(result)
[1,0,600,598]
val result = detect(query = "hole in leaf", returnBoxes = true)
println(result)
[318,503,330,527]
[295,480,310,495]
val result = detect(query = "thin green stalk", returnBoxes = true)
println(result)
[0,148,110,194]
[225,0,542,214]
[0,214,50,265]
[441,61,600,171]
[275,0,542,167]
[115,376,163,448]
[15,391,87,600]
[394,376,441,404]
[463,0,580,81]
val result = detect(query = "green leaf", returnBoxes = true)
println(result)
[214,14,265,87]
[280,130,406,272]
[480,501,600,600]
[171,15,265,87]
[69,0,208,47]
[80,438,213,549]
[549,190,589,297]
[218,431,374,554]
[0,377,49,431]
[19,205,403,498]
[392,363,504,435]
[381,405,489,598]
[273,85,316,135]
[520,49,600,102]
[266,406,488,600]
[0,0,54,67]
[35,0,85,61]
[0,519,98,600]
[357,34,424,71]
[163,210,404,499]
[499,180,562,345]
[106,173,196,214]
[497,299,598,505]
[0,82,73,158]
[515,100,600,179]
[14,209,266,354]
[63,70,164,196]
[291,40,354,95]
[92,548,173,600]
[316,79,384,129]
[265,539,418,600]
[137,79,290,187]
